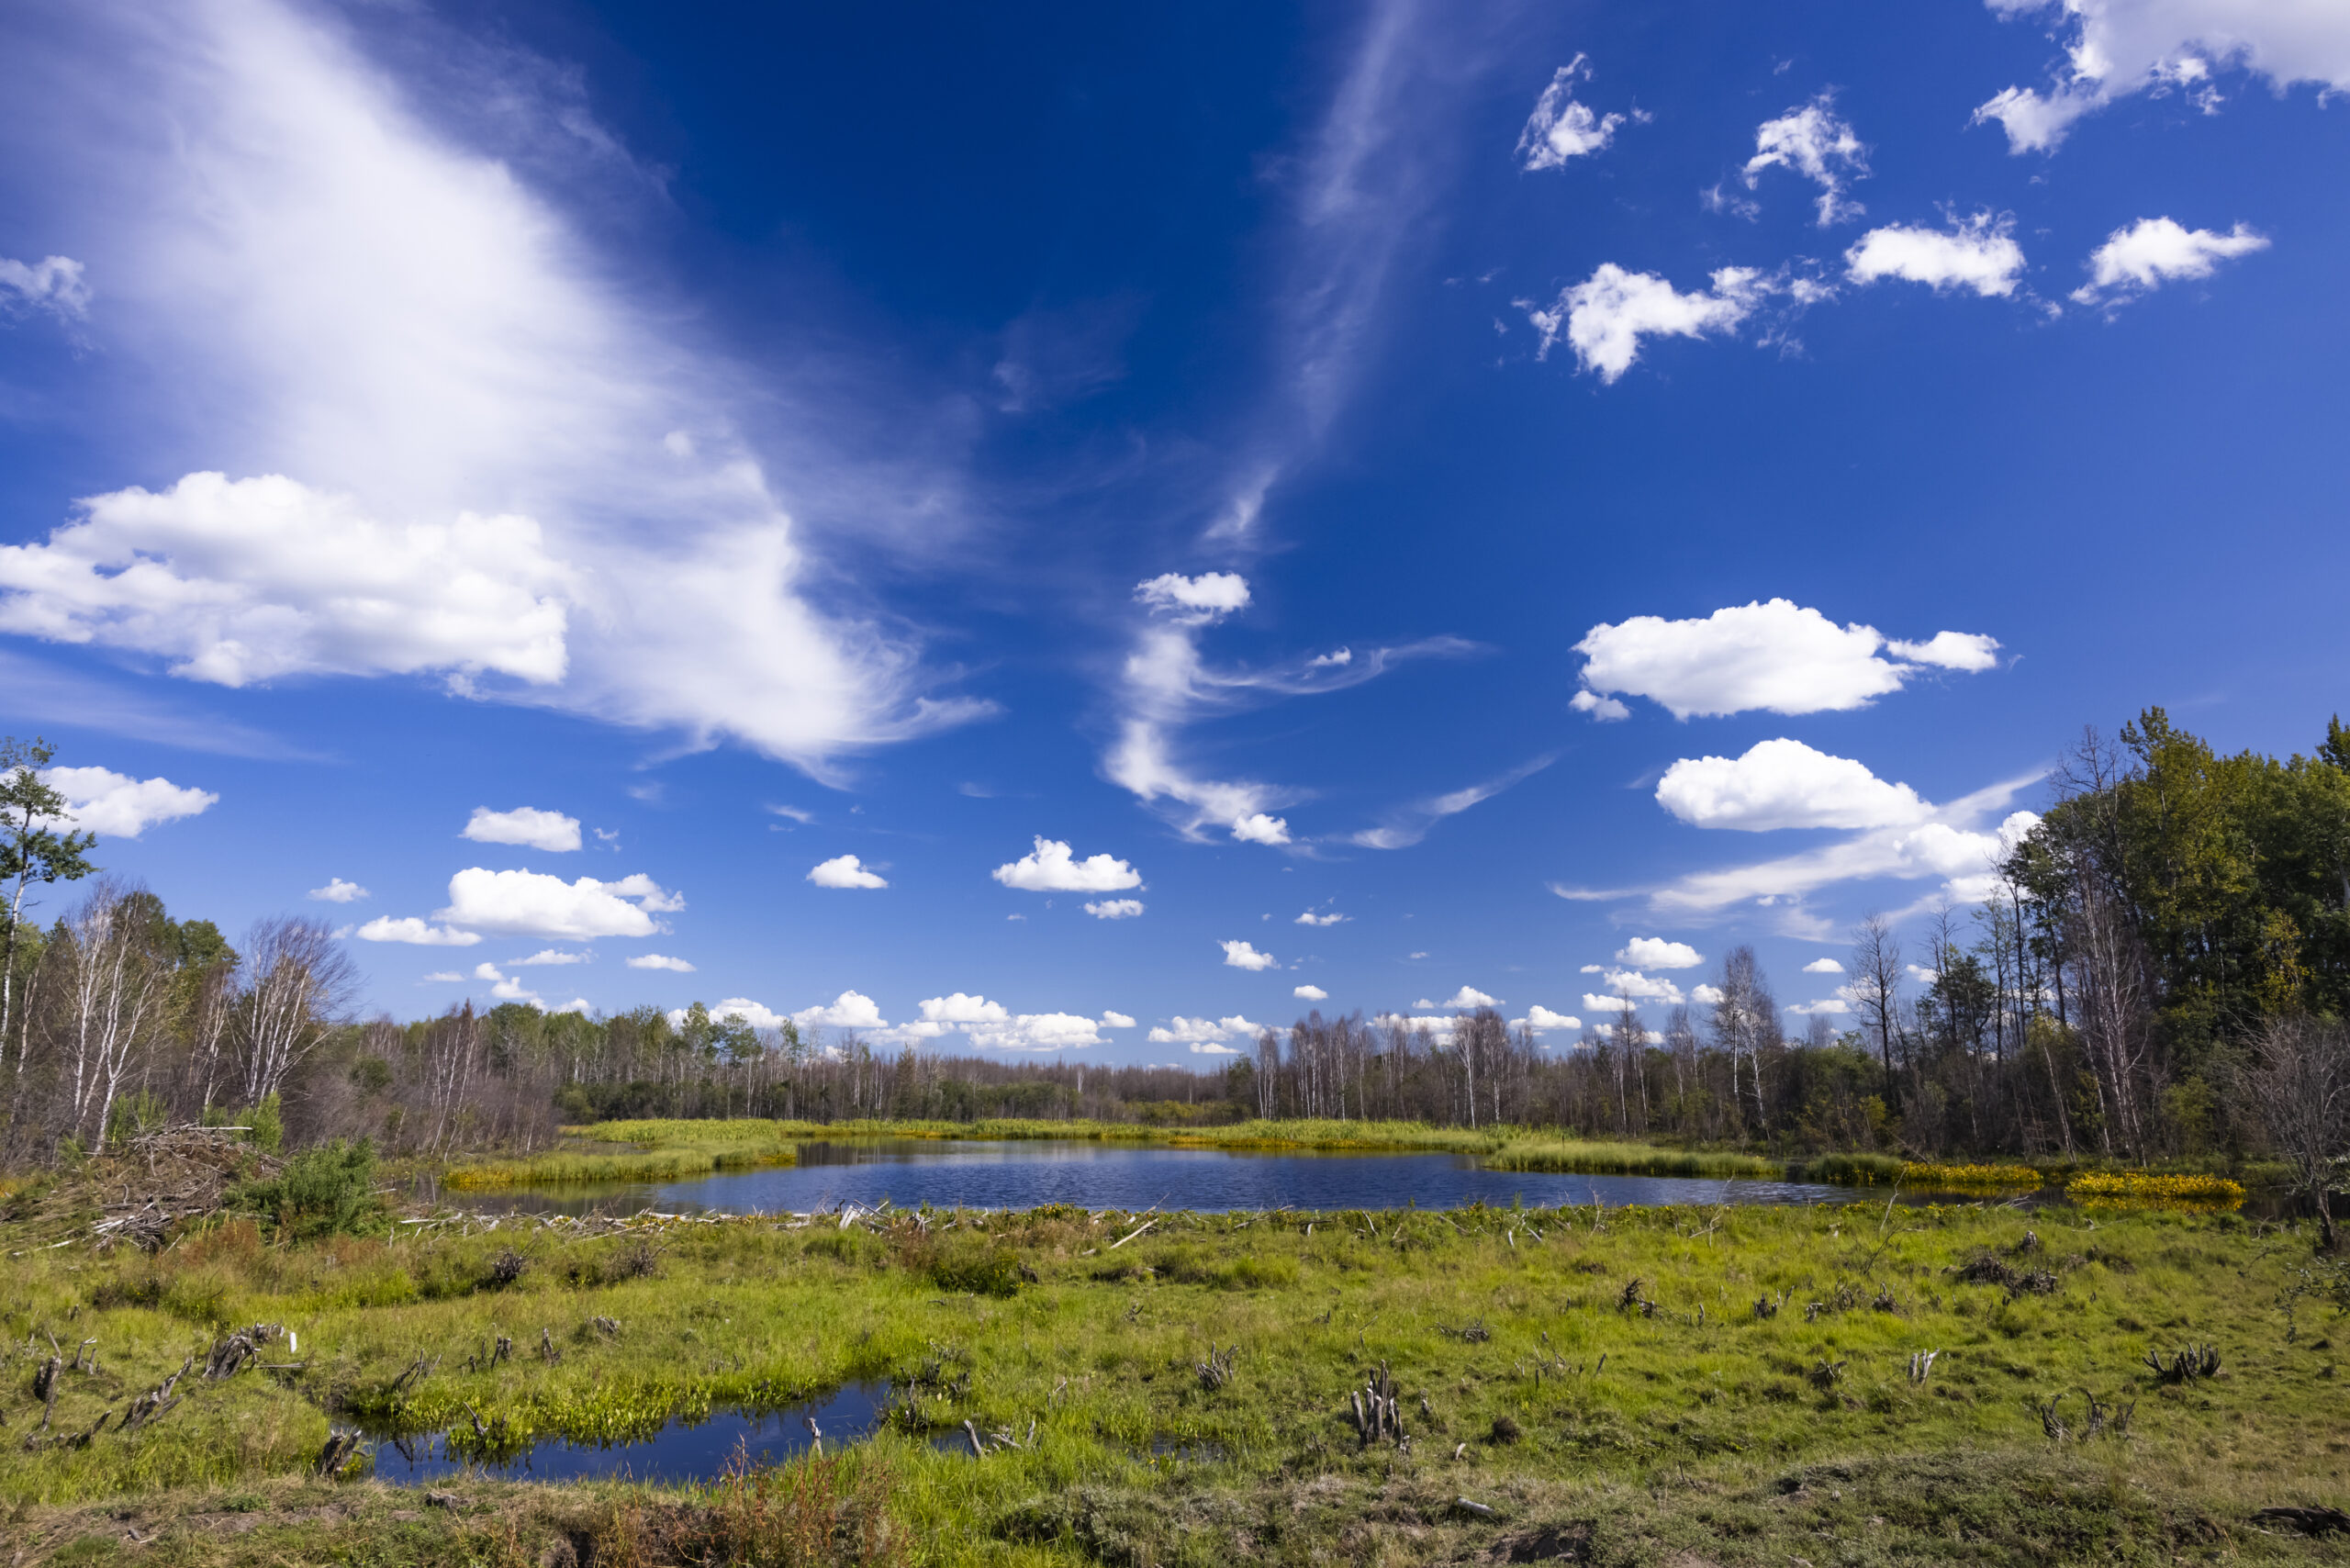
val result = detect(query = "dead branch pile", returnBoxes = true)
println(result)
[7,1126,283,1254]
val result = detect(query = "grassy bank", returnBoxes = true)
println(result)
[3,1188,2343,1563]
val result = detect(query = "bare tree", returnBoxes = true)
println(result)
[1708,946,1774,1131]
[2238,1015,2348,1251]
[233,917,355,1105]
[57,882,166,1148]
[1850,913,1904,1107]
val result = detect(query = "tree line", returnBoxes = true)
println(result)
[5,715,2344,1230]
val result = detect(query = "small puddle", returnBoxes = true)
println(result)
[366,1381,891,1486]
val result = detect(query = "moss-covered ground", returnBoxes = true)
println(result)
[4,1193,2344,1564]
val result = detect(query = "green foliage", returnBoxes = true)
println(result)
[930,1246,1024,1298]
[104,1089,172,1148]
[232,1137,384,1240]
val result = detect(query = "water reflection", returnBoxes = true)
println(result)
[467,1138,1852,1216]
[366,1381,891,1486]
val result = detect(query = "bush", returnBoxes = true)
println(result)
[232,1137,384,1240]
[932,1248,1024,1298]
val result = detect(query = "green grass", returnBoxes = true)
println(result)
[2,1189,2343,1564]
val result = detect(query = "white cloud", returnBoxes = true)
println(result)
[37,766,217,839]
[1520,1004,1582,1032]
[1574,599,1999,719]
[2072,218,2268,306]
[1599,969,1684,1003]
[552,998,592,1016]
[993,836,1141,892]
[472,961,538,1004]
[1657,739,1931,833]
[1569,689,1629,722]
[1421,985,1500,1010]
[1690,982,1727,1006]
[1221,939,1280,971]
[626,953,695,971]
[356,915,481,946]
[1617,937,1701,969]
[1293,984,1329,1001]
[307,877,369,903]
[1102,1011,1136,1028]
[0,254,92,322]
[1975,0,2350,153]
[1845,214,2025,297]
[437,868,680,939]
[1085,898,1146,920]
[660,997,793,1032]
[511,948,588,966]
[421,969,464,983]
[1527,263,1762,383]
[464,805,581,853]
[0,3,983,777]
[1742,95,1868,225]
[789,991,885,1031]
[808,854,888,890]
[1231,812,1292,846]
[968,1012,1103,1052]
[1191,1043,1239,1056]
[1583,992,1639,1013]
[1349,754,1554,850]
[920,992,1012,1025]
[0,474,576,689]
[1295,910,1348,926]
[1135,572,1250,623]
[1788,997,1852,1015]
[1580,964,1605,973]
[1308,647,1352,668]
[1517,55,1628,170]
[1803,957,1846,974]
[1148,1014,1267,1045]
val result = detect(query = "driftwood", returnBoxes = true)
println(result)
[1195,1344,1238,1392]
[1908,1350,1939,1384]
[120,1357,195,1433]
[205,1323,284,1380]
[315,1428,364,1477]
[2143,1343,2221,1383]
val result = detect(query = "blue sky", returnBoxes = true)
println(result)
[2,0,2344,1060]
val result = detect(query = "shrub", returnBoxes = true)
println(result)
[932,1248,1024,1298]
[232,1137,384,1240]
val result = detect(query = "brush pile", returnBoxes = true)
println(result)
[4,1126,281,1253]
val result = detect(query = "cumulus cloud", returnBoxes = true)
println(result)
[1517,55,1629,170]
[1102,1011,1136,1028]
[356,916,480,946]
[421,970,464,983]
[1085,899,1145,920]
[1598,969,1684,1003]
[993,837,1141,892]
[1788,996,1852,1015]
[808,854,887,890]
[464,805,581,853]
[1975,0,2350,153]
[511,948,588,966]
[626,953,695,971]
[0,254,92,322]
[2072,218,2268,306]
[307,877,368,903]
[790,991,885,1031]
[1617,937,1701,969]
[1573,599,1999,719]
[35,766,217,839]
[437,868,680,939]
[1742,95,1868,225]
[1231,812,1292,846]
[1845,214,2025,297]
[0,1,984,777]
[1293,984,1329,1001]
[1569,689,1629,722]
[1135,571,1250,623]
[1690,982,1727,1006]
[1658,739,1931,833]
[1147,1014,1267,1045]
[920,992,1012,1025]
[1583,992,1639,1013]
[1418,985,1500,1010]
[470,960,539,1003]
[1520,1004,1582,1032]
[1221,939,1280,971]
[657,997,792,1031]
[1190,1042,1240,1056]
[1526,264,1762,383]
[968,1012,1103,1051]
[1295,910,1348,926]
[1804,957,1847,974]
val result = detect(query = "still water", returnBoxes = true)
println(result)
[487,1138,1851,1215]
[368,1381,893,1486]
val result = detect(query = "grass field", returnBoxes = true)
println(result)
[4,1179,2344,1564]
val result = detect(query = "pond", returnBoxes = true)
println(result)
[367,1380,893,1486]
[476,1138,1854,1215]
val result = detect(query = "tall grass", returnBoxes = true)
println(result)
[1481,1138,1786,1180]
[444,1142,797,1190]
